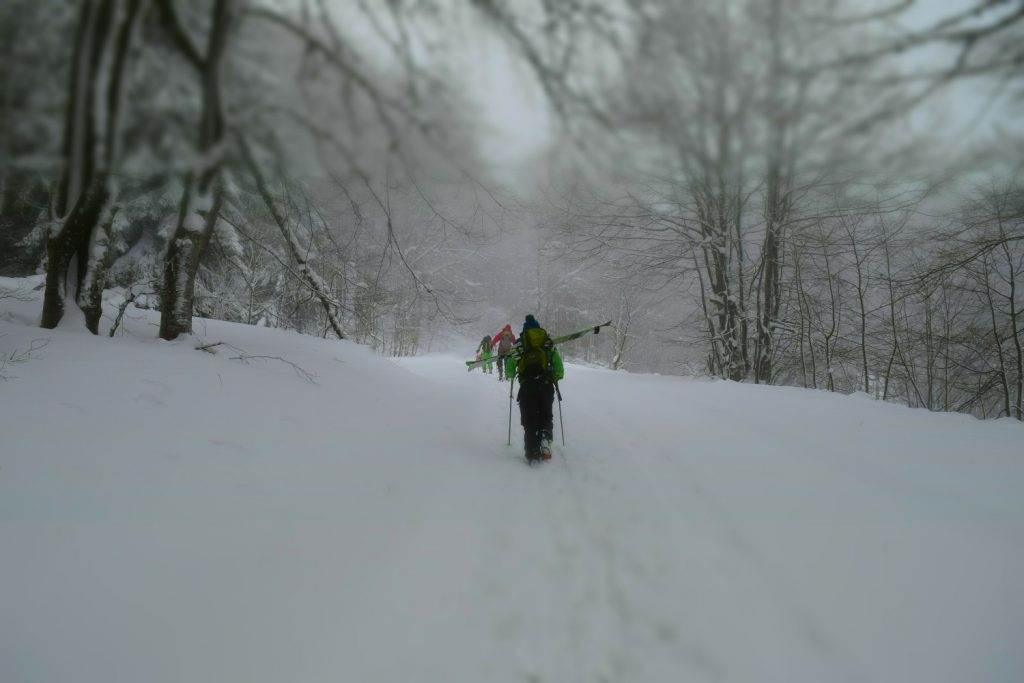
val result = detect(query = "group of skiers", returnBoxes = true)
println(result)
[475,324,516,381]
[475,315,564,463]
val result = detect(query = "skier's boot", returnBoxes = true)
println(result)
[526,433,543,463]
[540,439,552,461]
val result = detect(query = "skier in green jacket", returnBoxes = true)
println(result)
[508,314,564,462]
[476,335,494,374]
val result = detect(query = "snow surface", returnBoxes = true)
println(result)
[2,281,1023,683]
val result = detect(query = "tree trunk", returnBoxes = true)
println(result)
[754,0,788,386]
[982,258,1012,417]
[159,183,226,339]
[41,0,142,332]
[79,201,120,334]
[159,0,232,341]
[755,167,785,383]
[42,0,108,328]
[42,179,108,328]
[611,292,632,371]
[999,229,1023,420]
[79,0,143,333]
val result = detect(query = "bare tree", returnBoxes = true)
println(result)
[41,0,146,333]
[158,0,234,340]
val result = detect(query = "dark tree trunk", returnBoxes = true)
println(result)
[755,166,785,383]
[754,0,788,385]
[41,0,141,332]
[159,0,232,341]
[160,183,226,339]
[42,179,109,328]
[42,0,109,328]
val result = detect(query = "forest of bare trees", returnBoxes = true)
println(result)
[1,0,1021,419]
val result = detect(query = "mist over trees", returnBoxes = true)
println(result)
[1,0,1022,419]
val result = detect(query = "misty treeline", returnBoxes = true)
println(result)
[528,0,1024,422]
[0,0,505,353]
[517,0,1022,422]
[1,0,1022,420]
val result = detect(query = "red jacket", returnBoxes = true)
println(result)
[491,326,516,351]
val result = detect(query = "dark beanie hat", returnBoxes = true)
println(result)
[522,314,540,333]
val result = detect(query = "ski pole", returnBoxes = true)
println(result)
[507,374,514,446]
[555,380,565,446]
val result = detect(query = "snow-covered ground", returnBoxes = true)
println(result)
[2,278,1023,683]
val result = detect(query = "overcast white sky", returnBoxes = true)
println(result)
[320,0,1021,186]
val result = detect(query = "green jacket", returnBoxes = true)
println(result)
[508,348,564,382]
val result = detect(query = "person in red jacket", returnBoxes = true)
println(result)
[491,324,516,381]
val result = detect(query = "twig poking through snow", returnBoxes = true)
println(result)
[194,340,317,383]
[109,288,154,337]
[195,341,225,354]
[0,338,50,380]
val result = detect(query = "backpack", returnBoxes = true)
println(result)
[518,327,552,380]
[496,330,513,353]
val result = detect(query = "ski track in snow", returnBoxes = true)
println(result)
[427,361,1023,683]
[552,398,845,682]
[408,361,864,683]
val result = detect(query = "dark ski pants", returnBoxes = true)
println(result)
[517,379,554,455]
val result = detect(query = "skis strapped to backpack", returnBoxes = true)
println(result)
[464,320,612,371]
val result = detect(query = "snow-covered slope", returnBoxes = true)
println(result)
[2,282,1022,683]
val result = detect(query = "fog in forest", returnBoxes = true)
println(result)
[2,0,1023,418]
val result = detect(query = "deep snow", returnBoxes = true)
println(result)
[2,279,1023,683]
